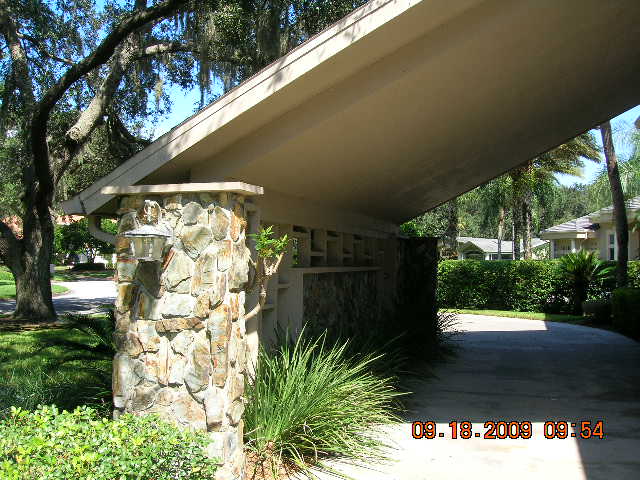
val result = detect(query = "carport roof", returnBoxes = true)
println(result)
[62,0,640,223]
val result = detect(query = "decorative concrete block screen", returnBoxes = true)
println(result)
[112,186,260,480]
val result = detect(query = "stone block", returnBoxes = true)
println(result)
[114,310,132,333]
[204,388,224,429]
[210,206,230,241]
[229,374,244,402]
[173,390,207,430]
[185,337,212,395]
[115,235,131,255]
[168,356,187,386]
[230,203,245,242]
[229,243,250,292]
[136,321,160,352]
[217,241,232,272]
[183,201,207,226]
[226,400,244,426]
[113,331,143,357]
[171,330,194,355]
[163,249,194,292]
[115,283,136,313]
[116,257,137,282]
[156,317,204,333]
[194,291,211,318]
[118,212,139,234]
[131,384,160,411]
[206,431,225,460]
[181,224,213,259]
[135,261,163,298]
[137,200,161,225]
[134,289,162,320]
[157,337,170,386]
[113,353,143,408]
[161,292,196,318]
[163,194,182,211]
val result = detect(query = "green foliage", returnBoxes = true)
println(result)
[55,218,116,262]
[0,405,219,480]
[611,288,640,338]
[248,225,289,259]
[244,331,402,474]
[557,250,615,314]
[438,259,640,314]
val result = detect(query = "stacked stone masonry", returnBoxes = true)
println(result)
[114,192,251,480]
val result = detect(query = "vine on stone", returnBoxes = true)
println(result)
[244,226,289,321]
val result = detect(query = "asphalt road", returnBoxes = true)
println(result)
[0,280,116,316]
[306,314,640,480]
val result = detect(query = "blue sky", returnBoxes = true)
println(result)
[555,104,640,187]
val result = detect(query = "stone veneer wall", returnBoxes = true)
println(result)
[302,271,379,332]
[113,192,251,480]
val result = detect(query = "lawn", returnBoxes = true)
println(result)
[52,265,115,281]
[0,321,111,417]
[0,269,69,299]
[439,308,585,323]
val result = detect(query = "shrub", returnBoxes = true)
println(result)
[71,262,106,271]
[437,259,640,313]
[0,405,219,480]
[244,332,402,476]
[611,288,640,338]
[557,251,615,314]
[581,299,612,324]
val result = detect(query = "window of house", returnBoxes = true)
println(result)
[608,232,616,261]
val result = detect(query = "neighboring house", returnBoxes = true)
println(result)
[540,195,640,260]
[457,237,548,260]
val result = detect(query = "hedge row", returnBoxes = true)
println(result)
[437,260,640,313]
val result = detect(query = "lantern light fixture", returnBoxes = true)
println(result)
[124,223,171,262]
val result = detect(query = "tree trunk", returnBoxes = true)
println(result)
[512,204,521,260]
[600,121,629,287]
[522,193,533,259]
[497,205,505,258]
[443,197,459,259]
[2,209,57,321]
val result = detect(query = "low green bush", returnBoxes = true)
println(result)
[437,260,640,313]
[612,287,640,338]
[244,331,402,476]
[0,405,219,480]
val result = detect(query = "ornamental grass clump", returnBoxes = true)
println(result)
[244,332,403,477]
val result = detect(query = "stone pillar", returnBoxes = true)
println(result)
[113,191,252,480]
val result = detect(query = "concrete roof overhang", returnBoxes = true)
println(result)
[62,0,640,224]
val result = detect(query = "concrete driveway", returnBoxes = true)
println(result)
[0,280,116,316]
[312,314,640,480]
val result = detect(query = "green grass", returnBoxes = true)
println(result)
[0,322,112,417]
[440,308,585,323]
[0,279,69,300]
[52,266,115,281]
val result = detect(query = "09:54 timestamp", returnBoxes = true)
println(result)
[411,420,605,440]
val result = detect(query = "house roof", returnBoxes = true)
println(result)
[541,215,595,234]
[542,195,640,236]
[458,236,547,254]
[62,0,640,223]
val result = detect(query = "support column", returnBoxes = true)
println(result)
[571,239,577,253]
[113,188,258,480]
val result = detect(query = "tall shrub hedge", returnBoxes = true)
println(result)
[437,260,640,313]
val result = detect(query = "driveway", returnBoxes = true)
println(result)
[311,314,640,480]
[0,280,116,316]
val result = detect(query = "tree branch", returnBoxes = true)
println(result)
[17,32,75,65]
[138,41,199,57]
[30,0,189,204]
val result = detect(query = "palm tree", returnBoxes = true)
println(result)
[557,250,615,314]
[599,121,629,287]
[512,132,601,259]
